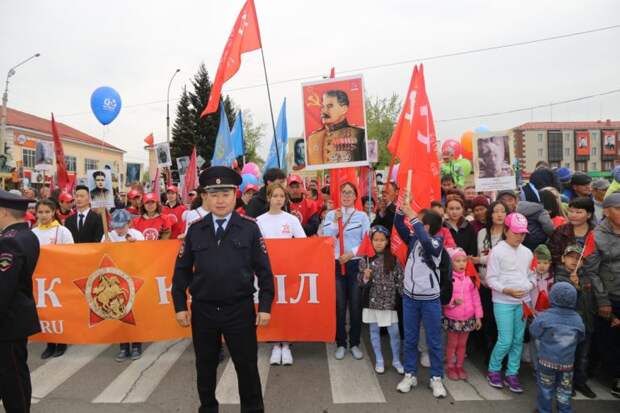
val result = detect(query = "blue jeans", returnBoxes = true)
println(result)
[369,322,401,365]
[489,302,525,376]
[536,363,573,413]
[335,260,362,348]
[402,295,443,378]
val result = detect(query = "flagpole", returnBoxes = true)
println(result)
[258,47,280,169]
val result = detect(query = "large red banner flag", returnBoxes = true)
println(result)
[51,113,70,192]
[201,0,262,116]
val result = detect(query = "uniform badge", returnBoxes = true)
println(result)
[259,237,268,255]
[216,178,221,184]
[0,253,14,272]
[178,240,185,258]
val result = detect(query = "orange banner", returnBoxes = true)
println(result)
[31,238,335,344]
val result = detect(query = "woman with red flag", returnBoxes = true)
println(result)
[322,182,369,361]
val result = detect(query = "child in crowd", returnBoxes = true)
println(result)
[554,244,597,399]
[443,248,482,381]
[256,183,306,366]
[530,282,585,413]
[486,213,535,393]
[525,245,553,366]
[395,205,450,398]
[359,225,404,374]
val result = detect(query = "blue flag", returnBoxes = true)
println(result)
[264,98,288,172]
[230,111,244,158]
[211,104,235,167]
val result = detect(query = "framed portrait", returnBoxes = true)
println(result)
[125,163,142,186]
[35,141,54,171]
[473,133,516,192]
[302,75,368,170]
[575,131,590,156]
[367,140,378,163]
[87,169,114,209]
[176,156,190,177]
[603,131,617,156]
[155,142,172,167]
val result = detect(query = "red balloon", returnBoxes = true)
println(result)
[441,139,462,159]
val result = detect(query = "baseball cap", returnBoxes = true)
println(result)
[603,192,620,208]
[243,183,259,194]
[571,172,592,186]
[287,175,303,185]
[556,167,572,183]
[591,179,610,191]
[143,192,160,204]
[563,244,583,256]
[127,189,142,200]
[166,185,178,193]
[111,209,132,229]
[58,192,74,203]
[505,212,529,234]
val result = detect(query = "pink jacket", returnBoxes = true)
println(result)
[443,271,483,321]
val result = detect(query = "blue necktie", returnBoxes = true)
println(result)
[215,219,226,243]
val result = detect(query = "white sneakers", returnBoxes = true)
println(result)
[397,374,446,399]
[420,351,431,368]
[350,345,363,360]
[270,343,293,366]
[397,373,418,393]
[334,346,346,360]
[429,376,447,398]
[375,361,385,374]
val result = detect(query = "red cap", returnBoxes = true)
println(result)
[58,192,74,203]
[143,192,160,204]
[243,184,259,194]
[166,185,178,193]
[127,189,141,200]
[287,175,303,185]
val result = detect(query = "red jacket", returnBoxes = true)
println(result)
[131,215,172,240]
[288,197,318,226]
[162,202,187,239]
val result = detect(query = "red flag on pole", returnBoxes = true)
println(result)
[151,167,160,196]
[329,67,335,79]
[182,147,199,204]
[51,114,70,192]
[535,290,550,312]
[144,133,154,146]
[201,0,262,117]
[465,258,481,289]
[522,302,535,320]
[357,233,375,258]
[583,232,596,257]
[329,167,361,275]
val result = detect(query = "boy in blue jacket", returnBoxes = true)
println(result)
[530,282,585,413]
[395,204,451,399]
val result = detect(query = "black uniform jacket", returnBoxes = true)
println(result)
[172,212,274,314]
[0,222,41,341]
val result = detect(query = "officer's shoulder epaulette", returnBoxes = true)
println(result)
[240,215,256,223]
[1,229,18,238]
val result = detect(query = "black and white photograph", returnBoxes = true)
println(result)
[155,142,172,167]
[87,169,114,208]
[294,138,305,167]
[35,140,54,171]
[176,156,190,177]
[473,133,516,192]
[125,163,142,186]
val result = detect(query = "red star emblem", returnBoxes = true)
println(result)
[74,255,144,327]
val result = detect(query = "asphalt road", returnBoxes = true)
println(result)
[16,335,619,413]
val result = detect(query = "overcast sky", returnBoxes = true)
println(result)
[2,0,619,167]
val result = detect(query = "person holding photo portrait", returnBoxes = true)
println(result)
[478,136,512,179]
[90,171,111,204]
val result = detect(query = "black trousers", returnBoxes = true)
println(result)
[594,301,620,379]
[335,260,362,348]
[0,339,31,413]
[192,299,263,413]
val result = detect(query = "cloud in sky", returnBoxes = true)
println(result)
[2,0,619,166]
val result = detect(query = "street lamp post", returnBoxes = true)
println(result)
[166,68,180,143]
[1,53,41,160]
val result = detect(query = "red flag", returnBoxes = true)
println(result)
[51,114,70,192]
[182,147,199,204]
[151,166,160,196]
[465,258,481,289]
[329,167,362,211]
[583,231,596,257]
[522,302,535,320]
[357,233,375,258]
[535,289,550,312]
[530,256,539,271]
[329,67,335,79]
[144,133,154,146]
[201,0,262,116]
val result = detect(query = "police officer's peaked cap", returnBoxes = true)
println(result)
[0,190,31,211]
[200,166,242,192]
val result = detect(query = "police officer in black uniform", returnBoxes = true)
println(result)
[0,190,41,413]
[172,166,274,413]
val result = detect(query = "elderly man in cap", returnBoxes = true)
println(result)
[584,192,620,398]
[592,179,610,223]
[0,190,41,412]
[565,172,592,202]
[172,166,274,413]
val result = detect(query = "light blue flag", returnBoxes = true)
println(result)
[230,111,244,158]
[211,104,235,167]
[264,98,287,172]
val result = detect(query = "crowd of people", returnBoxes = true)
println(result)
[7,161,620,412]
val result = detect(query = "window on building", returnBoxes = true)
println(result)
[538,148,543,158]
[565,163,571,168]
[592,147,597,156]
[604,160,615,171]
[548,131,563,161]
[564,134,570,144]
[22,149,35,168]
[538,133,543,143]
[85,158,98,171]
[64,155,76,172]
[565,148,571,157]
[576,161,587,172]
[591,162,598,171]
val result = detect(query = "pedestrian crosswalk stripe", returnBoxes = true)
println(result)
[325,342,386,404]
[92,339,191,403]
[30,344,110,403]
[443,360,513,401]
[215,344,271,404]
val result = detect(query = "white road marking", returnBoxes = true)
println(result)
[326,342,386,404]
[92,339,191,403]
[215,344,271,404]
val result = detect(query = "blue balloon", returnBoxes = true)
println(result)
[240,173,258,192]
[90,86,122,125]
[474,125,490,133]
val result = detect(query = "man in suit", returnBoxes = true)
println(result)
[0,190,41,412]
[65,185,105,244]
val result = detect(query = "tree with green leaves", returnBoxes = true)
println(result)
[365,94,401,169]
[240,111,265,167]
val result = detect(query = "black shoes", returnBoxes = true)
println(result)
[41,343,67,359]
[574,382,597,399]
[611,379,620,399]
